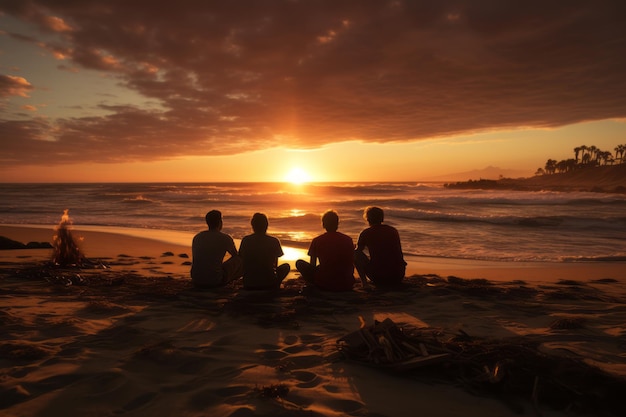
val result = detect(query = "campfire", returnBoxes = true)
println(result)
[52,209,84,266]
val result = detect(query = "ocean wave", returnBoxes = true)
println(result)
[560,255,626,262]
[122,195,158,204]
[387,208,624,231]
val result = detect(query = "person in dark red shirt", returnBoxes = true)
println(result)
[296,210,355,291]
[355,206,406,287]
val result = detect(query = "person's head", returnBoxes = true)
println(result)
[364,206,384,226]
[322,210,339,232]
[205,210,223,230]
[251,212,269,234]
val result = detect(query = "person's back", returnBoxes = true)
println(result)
[240,232,282,284]
[239,213,290,290]
[355,206,406,287]
[191,210,242,288]
[309,231,355,290]
[296,210,355,291]
[358,223,404,275]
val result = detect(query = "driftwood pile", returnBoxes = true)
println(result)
[338,318,626,416]
[337,317,450,371]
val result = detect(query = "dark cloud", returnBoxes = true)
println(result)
[1,0,626,165]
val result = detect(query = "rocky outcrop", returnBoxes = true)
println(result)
[0,236,53,250]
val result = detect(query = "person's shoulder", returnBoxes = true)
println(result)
[332,231,352,240]
[268,234,281,244]
[218,231,235,241]
[193,230,208,240]
[312,233,325,242]
[359,226,374,234]
[243,232,266,242]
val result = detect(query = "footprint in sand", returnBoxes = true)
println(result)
[298,334,325,344]
[282,344,307,354]
[209,364,256,378]
[118,391,159,413]
[291,370,321,388]
[326,398,366,414]
[214,385,250,397]
[258,343,280,350]
[259,349,289,360]
[323,384,341,393]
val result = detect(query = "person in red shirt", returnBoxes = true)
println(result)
[355,206,406,287]
[296,210,356,291]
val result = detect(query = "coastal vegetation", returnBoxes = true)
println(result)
[535,144,626,176]
[445,144,626,193]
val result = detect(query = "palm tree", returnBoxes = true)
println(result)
[580,145,589,163]
[574,146,582,163]
[615,144,625,164]
[565,158,578,172]
[599,151,613,165]
[545,159,557,174]
[581,153,591,165]
[588,145,598,163]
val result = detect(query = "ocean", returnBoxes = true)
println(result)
[1,182,625,264]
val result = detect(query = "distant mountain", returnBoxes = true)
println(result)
[425,166,531,182]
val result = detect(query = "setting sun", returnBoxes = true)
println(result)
[284,167,312,184]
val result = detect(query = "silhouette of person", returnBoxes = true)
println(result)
[354,206,406,287]
[296,210,355,291]
[191,210,243,288]
[239,212,290,290]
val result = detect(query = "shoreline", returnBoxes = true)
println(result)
[1,224,624,283]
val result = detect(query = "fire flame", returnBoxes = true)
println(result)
[52,209,84,266]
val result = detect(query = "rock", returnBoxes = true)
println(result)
[0,236,53,250]
[0,236,26,250]
[25,241,53,249]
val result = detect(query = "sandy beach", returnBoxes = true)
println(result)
[1,225,625,417]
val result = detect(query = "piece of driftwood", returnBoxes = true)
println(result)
[337,318,626,416]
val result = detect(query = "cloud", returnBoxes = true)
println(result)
[1,0,626,165]
[0,74,33,97]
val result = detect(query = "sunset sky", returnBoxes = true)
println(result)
[1,1,625,183]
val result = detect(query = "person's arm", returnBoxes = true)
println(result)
[237,237,246,259]
[394,228,406,264]
[273,238,283,268]
[354,234,370,288]
[355,232,366,253]
[227,236,238,257]
[309,255,318,267]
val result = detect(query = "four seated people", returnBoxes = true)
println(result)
[192,206,405,290]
